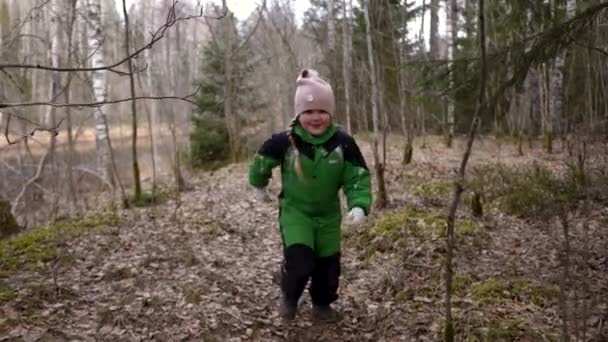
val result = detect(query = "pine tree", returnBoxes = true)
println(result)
[190,15,259,169]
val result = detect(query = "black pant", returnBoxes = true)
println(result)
[281,244,341,306]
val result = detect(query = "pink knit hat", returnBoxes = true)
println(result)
[294,69,335,116]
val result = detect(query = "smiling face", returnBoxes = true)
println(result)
[298,109,332,135]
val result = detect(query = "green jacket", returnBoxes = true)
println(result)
[249,123,371,214]
[248,123,372,256]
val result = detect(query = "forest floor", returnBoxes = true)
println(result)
[1,135,608,341]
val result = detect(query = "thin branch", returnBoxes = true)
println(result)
[204,0,228,19]
[263,3,301,68]
[0,160,51,195]
[0,86,201,110]
[2,112,63,145]
[233,0,267,57]
[11,138,55,216]
[0,0,205,74]
[570,36,608,57]
[1,0,52,50]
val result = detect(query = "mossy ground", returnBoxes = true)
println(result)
[0,213,120,278]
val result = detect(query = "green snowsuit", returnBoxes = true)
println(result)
[248,123,372,257]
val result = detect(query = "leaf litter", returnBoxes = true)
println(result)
[1,137,607,341]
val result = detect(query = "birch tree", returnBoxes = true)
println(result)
[87,0,112,183]
[446,0,457,147]
[64,0,79,215]
[548,0,577,153]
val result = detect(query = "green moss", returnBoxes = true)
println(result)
[129,188,169,207]
[471,277,559,308]
[374,206,479,240]
[511,279,559,308]
[487,318,525,340]
[205,223,223,238]
[0,288,17,302]
[468,164,580,219]
[453,273,474,297]
[412,180,452,205]
[0,213,119,277]
[471,278,509,304]
[346,206,481,260]
[445,315,536,341]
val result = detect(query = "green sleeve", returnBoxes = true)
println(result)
[248,154,280,188]
[342,162,372,215]
[248,132,289,188]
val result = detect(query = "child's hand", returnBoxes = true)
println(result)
[253,186,272,203]
[345,207,366,225]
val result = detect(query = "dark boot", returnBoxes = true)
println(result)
[280,244,315,321]
[279,294,297,320]
[312,304,341,322]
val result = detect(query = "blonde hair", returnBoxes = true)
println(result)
[288,116,305,182]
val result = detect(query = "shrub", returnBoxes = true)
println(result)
[189,113,230,170]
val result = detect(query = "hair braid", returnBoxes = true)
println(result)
[288,116,305,182]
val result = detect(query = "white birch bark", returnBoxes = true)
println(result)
[446,0,457,147]
[87,0,112,183]
[549,0,576,144]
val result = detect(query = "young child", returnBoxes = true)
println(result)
[248,69,372,322]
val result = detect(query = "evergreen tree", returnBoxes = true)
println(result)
[190,13,259,169]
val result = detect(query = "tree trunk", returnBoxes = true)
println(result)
[445,0,487,340]
[541,63,553,153]
[87,0,112,183]
[64,0,79,216]
[122,0,142,201]
[327,0,336,85]
[549,0,577,150]
[223,14,239,161]
[0,195,20,238]
[559,212,572,342]
[142,1,158,192]
[445,0,457,148]
[397,0,412,164]
[363,0,387,209]
[341,0,353,134]
[429,0,439,60]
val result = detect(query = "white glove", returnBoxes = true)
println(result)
[253,187,272,203]
[345,207,366,225]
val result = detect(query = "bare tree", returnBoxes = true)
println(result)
[86,0,112,183]
[444,0,487,340]
[64,0,79,216]
[122,0,142,201]
[341,0,353,133]
[429,0,440,60]
[363,0,387,208]
[327,0,336,84]
[446,0,457,147]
